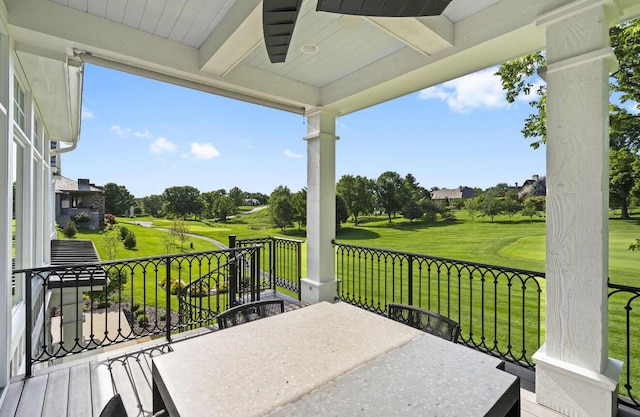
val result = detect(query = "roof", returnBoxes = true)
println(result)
[53,176,102,193]
[8,0,639,126]
[432,186,475,200]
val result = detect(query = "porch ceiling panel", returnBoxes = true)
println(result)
[5,0,640,122]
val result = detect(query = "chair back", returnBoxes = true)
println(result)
[387,303,460,342]
[217,299,285,329]
[99,393,128,417]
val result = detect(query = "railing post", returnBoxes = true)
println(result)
[297,241,302,300]
[253,249,260,301]
[407,254,413,306]
[270,237,276,290]
[165,257,172,343]
[25,271,33,378]
[229,236,237,306]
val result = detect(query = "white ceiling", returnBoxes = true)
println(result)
[4,0,640,142]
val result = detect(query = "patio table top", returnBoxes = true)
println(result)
[152,301,519,416]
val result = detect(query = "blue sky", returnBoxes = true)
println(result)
[63,64,547,198]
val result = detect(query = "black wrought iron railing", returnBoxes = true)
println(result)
[333,240,640,411]
[13,246,260,376]
[233,235,303,299]
[608,282,640,410]
[333,241,544,369]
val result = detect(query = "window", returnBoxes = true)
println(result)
[13,77,25,131]
[72,195,83,208]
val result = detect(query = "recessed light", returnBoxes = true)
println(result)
[301,44,319,54]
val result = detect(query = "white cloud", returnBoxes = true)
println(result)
[626,100,639,115]
[150,137,177,155]
[418,68,510,113]
[190,142,220,160]
[110,125,131,137]
[284,149,303,158]
[134,129,154,140]
[82,106,94,119]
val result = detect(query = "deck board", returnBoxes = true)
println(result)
[1,379,24,417]
[14,374,47,417]
[41,368,69,417]
[67,363,93,417]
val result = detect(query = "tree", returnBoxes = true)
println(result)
[464,197,482,222]
[336,175,374,225]
[291,188,307,230]
[502,191,522,222]
[375,171,404,223]
[228,187,245,207]
[269,186,294,232]
[336,194,348,229]
[404,173,429,201]
[485,183,511,198]
[103,182,135,216]
[421,198,442,222]
[497,19,640,150]
[610,147,640,219]
[521,198,540,222]
[402,199,423,222]
[102,229,121,260]
[162,186,203,218]
[480,195,503,223]
[214,195,236,222]
[496,19,640,148]
[141,195,164,216]
[171,217,190,250]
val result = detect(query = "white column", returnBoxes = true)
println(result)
[533,3,621,416]
[0,33,12,389]
[301,109,338,303]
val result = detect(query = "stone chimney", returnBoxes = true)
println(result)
[78,178,90,191]
[533,175,539,181]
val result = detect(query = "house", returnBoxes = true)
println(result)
[53,176,104,230]
[2,0,640,416]
[431,186,476,202]
[517,175,547,199]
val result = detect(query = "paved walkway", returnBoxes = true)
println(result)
[129,221,227,249]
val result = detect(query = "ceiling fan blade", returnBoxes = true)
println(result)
[316,0,452,17]
[263,0,303,63]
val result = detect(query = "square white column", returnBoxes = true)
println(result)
[533,3,622,416]
[302,109,339,303]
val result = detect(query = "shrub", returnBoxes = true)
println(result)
[63,220,77,237]
[104,214,116,225]
[88,268,128,306]
[132,303,140,312]
[159,313,167,321]
[106,268,128,295]
[119,226,130,240]
[123,231,137,249]
[73,211,91,224]
[170,279,187,295]
[135,306,145,316]
[137,315,149,327]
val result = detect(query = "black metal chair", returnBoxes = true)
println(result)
[99,394,128,417]
[99,393,167,417]
[387,303,460,342]
[217,299,285,329]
